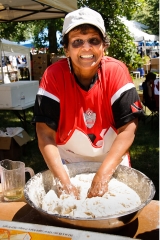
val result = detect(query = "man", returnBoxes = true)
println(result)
[33,8,144,198]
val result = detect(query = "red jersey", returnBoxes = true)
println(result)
[33,56,143,164]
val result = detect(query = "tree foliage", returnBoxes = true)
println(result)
[30,19,63,53]
[0,0,155,69]
[132,0,159,35]
[78,0,146,68]
[0,22,34,42]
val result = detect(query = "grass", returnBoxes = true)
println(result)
[0,76,159,200]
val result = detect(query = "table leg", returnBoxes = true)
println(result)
[12,110,28,132]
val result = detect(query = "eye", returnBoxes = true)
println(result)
[89,38,101,45]
[72,39,83,48]
[74,39,83,44]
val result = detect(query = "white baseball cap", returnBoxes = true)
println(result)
[62,7,106,37]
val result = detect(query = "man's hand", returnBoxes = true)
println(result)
[87,119,138,198]
[56,181,79,199]
[87,173,109,198]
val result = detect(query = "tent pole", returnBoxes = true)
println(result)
[0,40,4,84]
[143,37,146,56]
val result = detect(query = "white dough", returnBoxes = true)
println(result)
[42,173,141,218]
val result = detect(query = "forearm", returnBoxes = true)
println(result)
[97,119,138,181]
[87,119,138,198]
[36,123,79,198]
[36,123,71,186]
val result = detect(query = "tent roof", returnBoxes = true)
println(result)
[0,39,30,56]
[0,0,77,22]
[0,39,31,82]
[120,17,159,42]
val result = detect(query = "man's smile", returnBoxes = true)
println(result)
[80,54,94,59]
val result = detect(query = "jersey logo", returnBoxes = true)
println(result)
[83,108,96,128]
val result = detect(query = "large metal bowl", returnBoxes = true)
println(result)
[24,162,155,232]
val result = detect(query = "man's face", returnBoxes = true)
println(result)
[65,28,105,71]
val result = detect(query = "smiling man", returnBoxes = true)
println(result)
[33,7,144,199]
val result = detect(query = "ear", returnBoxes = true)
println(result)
[103,45,108,56]
[103,47,107,56]
[64,48,69,57]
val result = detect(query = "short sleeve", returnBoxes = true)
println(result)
[112,87,144,128]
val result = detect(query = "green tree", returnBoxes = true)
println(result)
[132,0,159,35]
[0,0,148,68]
[78,0,146,68]
[0,22,34,42]
[0,18,63,54]
[30,19,63,53]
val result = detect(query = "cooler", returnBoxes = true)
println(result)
[0,81,39,108]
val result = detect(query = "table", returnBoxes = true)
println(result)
[0,80,39,132]
[0,197,159,240]
[0,102,34,132]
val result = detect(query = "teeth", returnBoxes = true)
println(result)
[80,55,93,58]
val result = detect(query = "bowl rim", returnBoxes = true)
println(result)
[24,164,156,221]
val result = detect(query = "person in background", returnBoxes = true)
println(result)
[17,55,23,64]
[137,65,145,78]
[1,57,6,67]
[8,55,13,65]
[12,56,17,69]
[142,72,157,110]
[153,52,159,58]
[33,7,144,199]
[22,56,27,64]
[137,47,143,57]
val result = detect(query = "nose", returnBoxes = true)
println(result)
[82,40,92,49]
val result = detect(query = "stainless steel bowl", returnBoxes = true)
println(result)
[24,162,155,232]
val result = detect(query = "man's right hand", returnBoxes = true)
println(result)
[56,182,79,199]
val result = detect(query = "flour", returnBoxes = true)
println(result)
[42,173,141,218]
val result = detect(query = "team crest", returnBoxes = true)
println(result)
[83,109,96,128]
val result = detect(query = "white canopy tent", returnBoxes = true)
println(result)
[0,39,31,82]
[0,39,30,56]
[121,17,159,42]
[120,17,159,56]
[0,0,77,22]
[0,0,77,83]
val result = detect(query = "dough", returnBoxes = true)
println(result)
[42,173,141,218]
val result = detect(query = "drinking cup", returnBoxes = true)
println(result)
[0,159,34,201]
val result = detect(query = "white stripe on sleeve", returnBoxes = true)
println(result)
[111,83,135,105]
[37,88,60,103]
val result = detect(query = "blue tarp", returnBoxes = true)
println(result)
[138,41,159,46]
